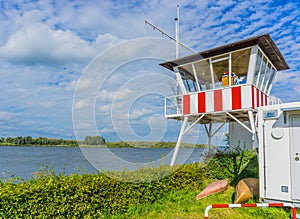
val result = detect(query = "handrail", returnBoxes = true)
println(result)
[204,202,296,219]
[164,95,182,117]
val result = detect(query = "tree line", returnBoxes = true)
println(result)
[0,136,106,146]
[0,136,206,148]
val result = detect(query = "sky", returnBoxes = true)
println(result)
[0,0,299,144]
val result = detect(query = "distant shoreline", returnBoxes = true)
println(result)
[0,136,207,148]
[0,142,207,148]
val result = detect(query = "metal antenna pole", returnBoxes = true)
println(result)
[175,5,179,58]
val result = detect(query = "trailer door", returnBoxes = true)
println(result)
[290,115,300,200]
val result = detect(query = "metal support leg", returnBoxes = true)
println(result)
[248,110,258,151]
[248,111,256,137]
[170,116,188,166]
[207,122,213,153]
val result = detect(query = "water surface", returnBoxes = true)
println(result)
[0,146,205,180]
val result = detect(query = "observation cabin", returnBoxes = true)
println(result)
[160,34,289,166]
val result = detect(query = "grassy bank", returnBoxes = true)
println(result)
[0,149,294,218]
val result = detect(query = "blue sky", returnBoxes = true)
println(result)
[0,0,299,143]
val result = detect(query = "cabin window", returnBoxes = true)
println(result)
[258,56,268,89]
[231,48,251,85]
[253,50,263,86]
[194,59,211,91]
[178,65,199,93]
[266,67,276,95]
[175,45,277,94]
[261,62,272,92]
[253,48,277,93]
[212,55,229,88]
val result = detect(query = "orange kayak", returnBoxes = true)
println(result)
[196,179,229,200]
[234,178,259,203]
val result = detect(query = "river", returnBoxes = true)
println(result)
[0,146,205,180]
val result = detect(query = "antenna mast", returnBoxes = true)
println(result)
[145,6,197,56]
[175,5,179,58]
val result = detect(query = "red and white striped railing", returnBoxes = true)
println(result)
[204,202,297,219]
[164,84,269,118]
[183,84,268,115]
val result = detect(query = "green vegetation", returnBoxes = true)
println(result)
[119,141,206,148]
[152,141,206,148]
[0,136,206,148]
[105,141,132,148]
[0,136,106,147]
[0,136,79,146]
[0,135,108,147]
[81,136,106,146]
[206,146,259,185]
[0,149,294,218]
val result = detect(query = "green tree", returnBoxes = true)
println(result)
[83,136,105,145]
[36,137,49,145]
[6,137,14,144]
[24,136,33,145]
[14,136,25,145]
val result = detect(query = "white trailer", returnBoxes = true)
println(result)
[257,102,300,207]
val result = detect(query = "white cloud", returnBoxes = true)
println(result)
[73,99,92,110]
[100,127,115,134]
[98,104,111,114]
[0,6,125,66]
[129,108,154,120]
[0,22,124,66]
[40,101,56,108]
[75,78,96,90]
[94,33,123,51]
[0,111,19,122]
[0,23,86,65]
[65,80,77,91]
[113,87,134,101]
[76,122,93,130]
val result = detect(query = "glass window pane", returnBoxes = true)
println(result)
[266,68,276,94]
[194,59,211,91]
[258,56,267,89]
[232,48,251,85]
[253,50,262,86]
[213,59,229,87]
[179,65,198,93]
[262,62,272,92]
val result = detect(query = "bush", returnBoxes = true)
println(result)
[0,163,207,218]
[206,146,258,185]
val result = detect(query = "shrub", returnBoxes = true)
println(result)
[206,146,258,185]
[0,163,207,218]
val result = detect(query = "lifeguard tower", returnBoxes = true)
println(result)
[160,34,289,166]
